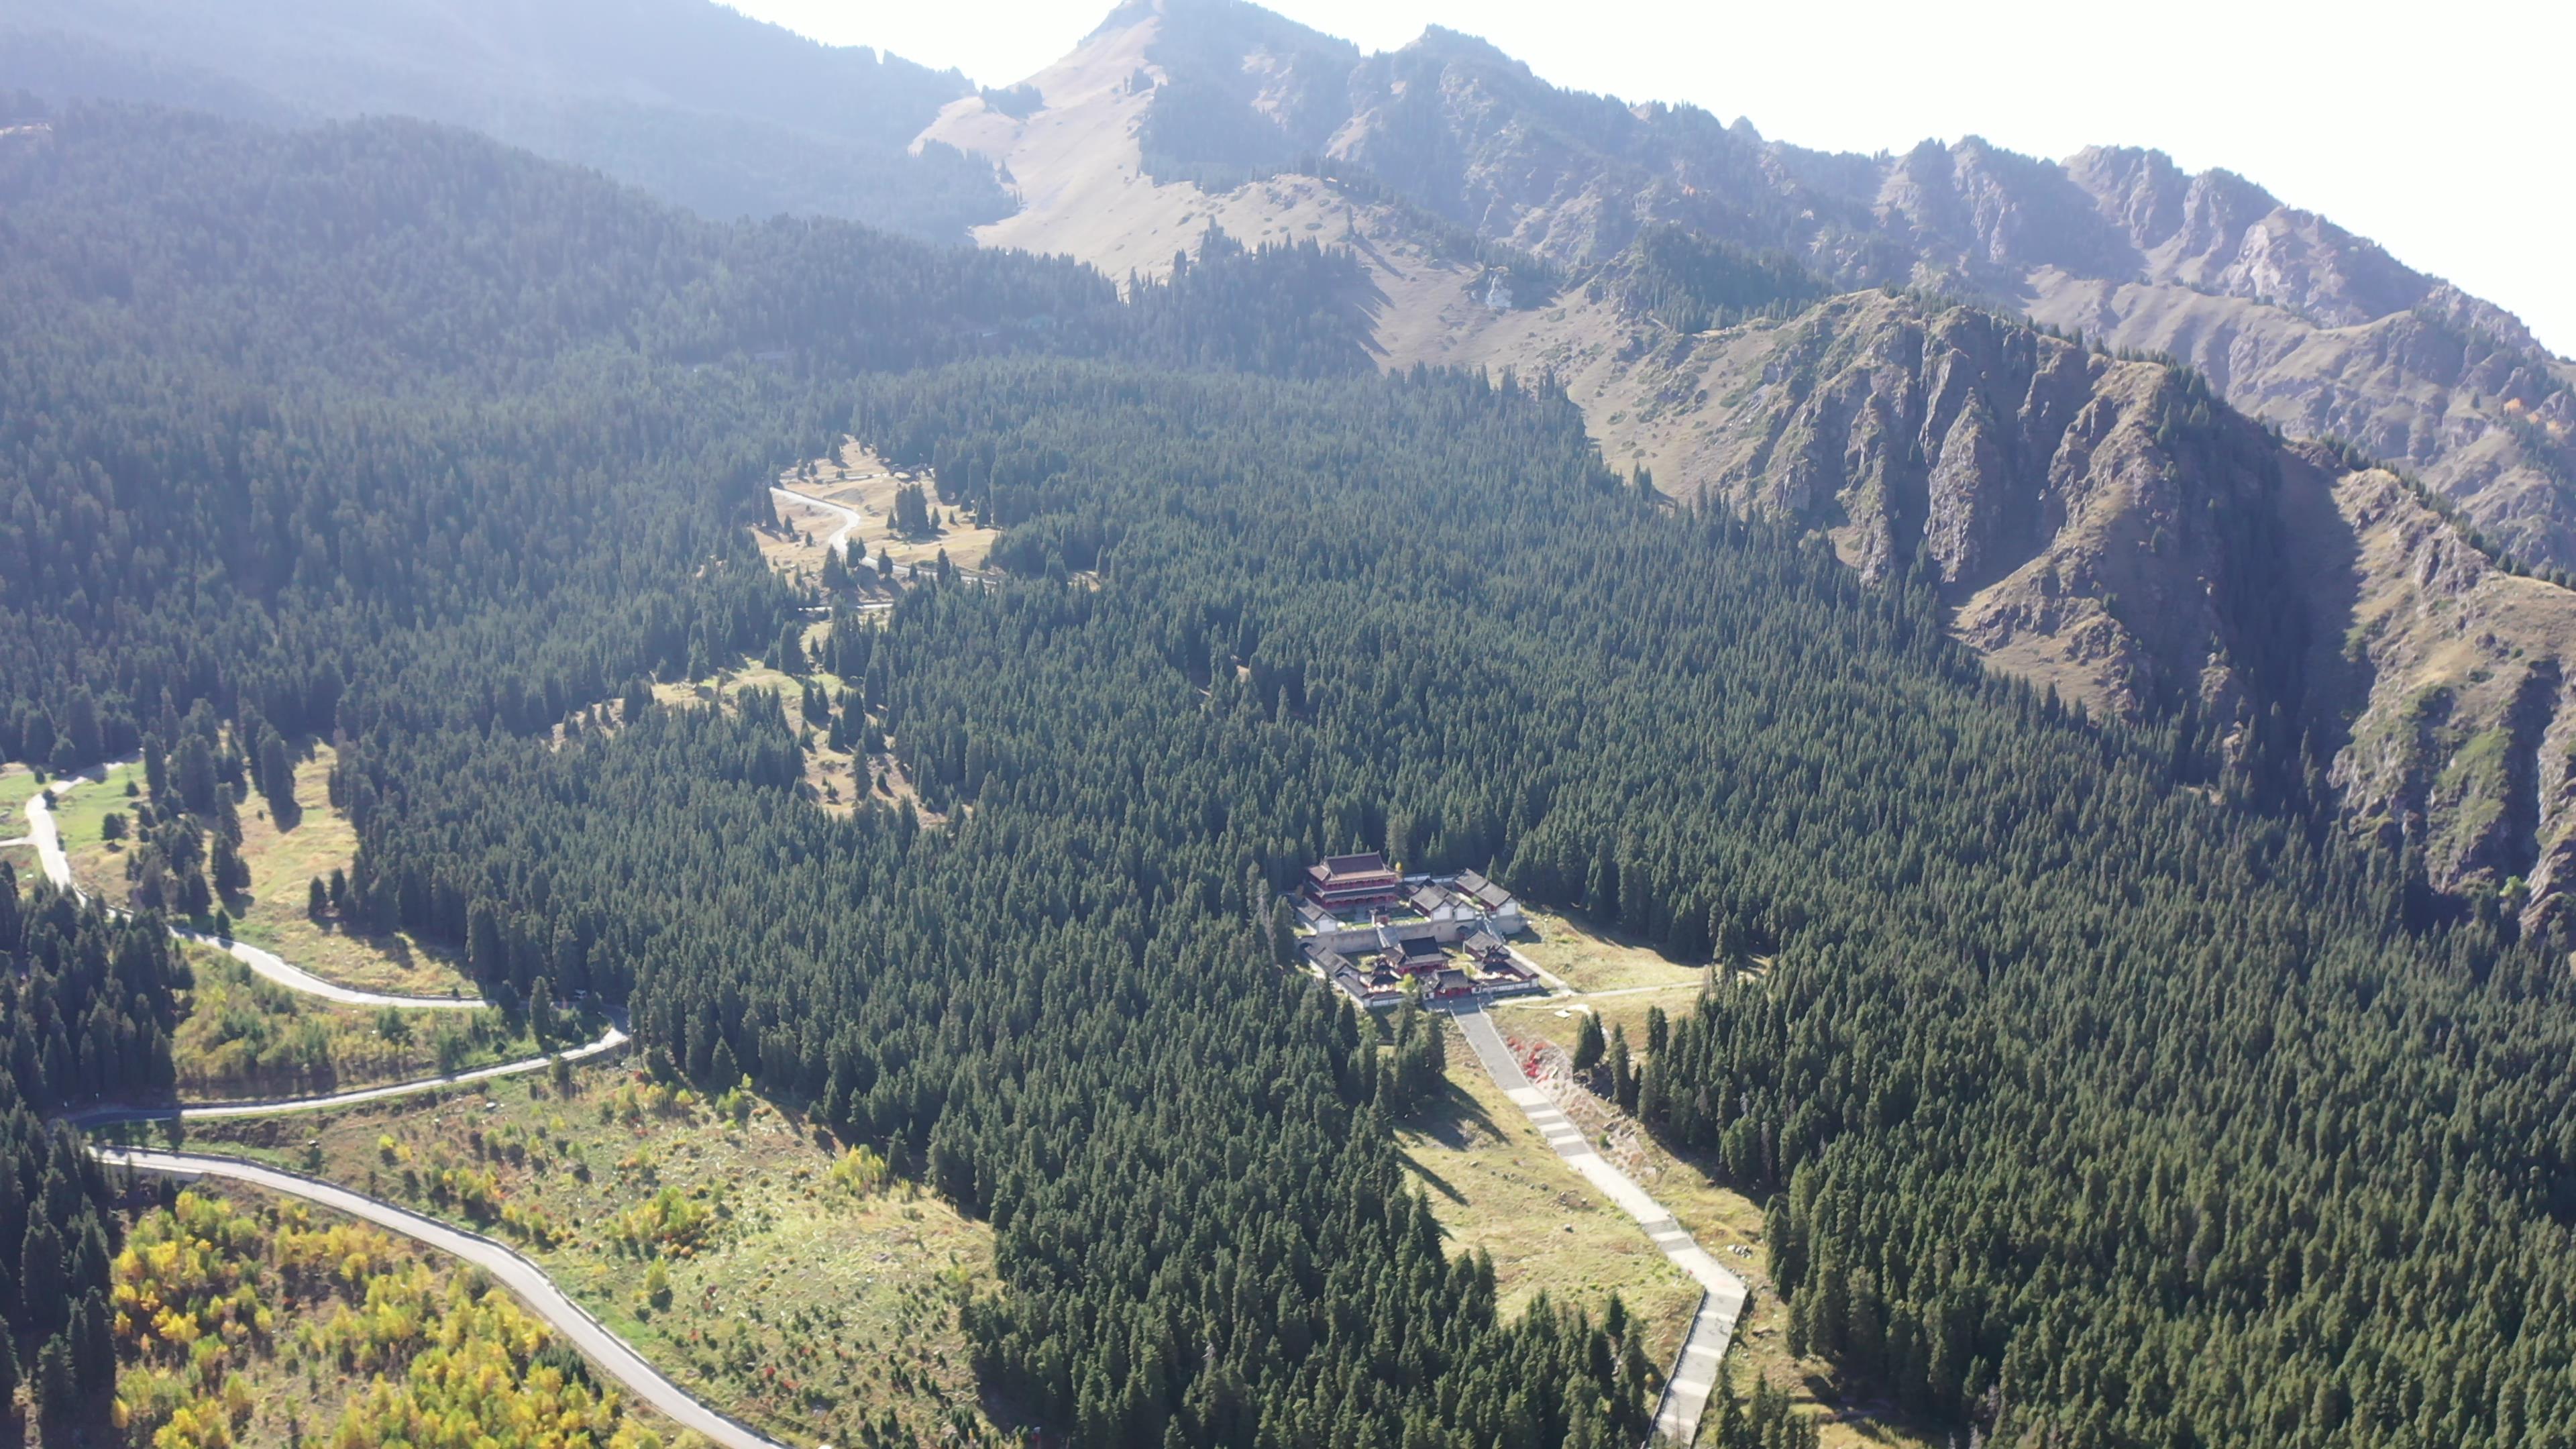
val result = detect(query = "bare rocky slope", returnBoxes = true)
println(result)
[1501,284,2576,917]
[926,0,2575,562]
[920,0,2576,917]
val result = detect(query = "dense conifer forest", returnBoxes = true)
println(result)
[5,96,2575,1449]
[0,870,185,1428]
[0,101,1367,771]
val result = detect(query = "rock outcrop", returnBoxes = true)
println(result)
[1550,289,2576,917]
[1532,291,2312,729]
[2320,468,2576,916]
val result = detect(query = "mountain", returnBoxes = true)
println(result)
[917,0,2576,916]
[0,0,1014,241]
[1625,286,2576,910]
[923,0,2573,547]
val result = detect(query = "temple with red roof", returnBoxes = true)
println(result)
[1304,851,1403,910]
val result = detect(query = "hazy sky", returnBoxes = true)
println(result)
[732,0,2573,357]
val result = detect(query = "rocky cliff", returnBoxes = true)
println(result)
[937,1,2574,571]
[1528,288,2576,916]
[1658,294,2311,727]
[2321,468,2576,916]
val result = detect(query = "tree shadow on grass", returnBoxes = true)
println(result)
[1394,1075,1507,1205]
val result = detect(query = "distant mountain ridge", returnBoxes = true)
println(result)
[949,0,2573,562]
[0,0,1015,241]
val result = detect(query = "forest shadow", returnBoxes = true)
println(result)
[1393,1075,1509,1205]
[2273,448,2372,763]
[1345,257,1397,362]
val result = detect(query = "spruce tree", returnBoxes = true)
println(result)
[1572,1012,1606,1075]
[31,1336,70,1424]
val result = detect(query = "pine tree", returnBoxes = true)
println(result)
[1608,1025,1636,1112]
[258,727,296,818]
[17,1206,60,1334]
[211,834,250,898]
[893,483,931,538]
[1572,1012,1606,1075]
[174,733,217,814]
[31,1336,69,1423]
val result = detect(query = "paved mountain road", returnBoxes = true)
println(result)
[95,1148,788,1449]
[1452,1004,1748,1446]
[24,771,81,890]
[772,485,864,553]
[25,771,486,1010]
[32,770,777,1445]
[62,1016,629,1127]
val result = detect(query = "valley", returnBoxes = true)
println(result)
[3,4,2573,1448]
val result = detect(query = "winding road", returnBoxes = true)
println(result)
[23,765,789,1444]
[30,761,1719,1449]
[1452,1005,1748,1448]
[771,484,865,554]
[26,771,485,1010]
[61,1016,629,1127]
[96,1148,786,1449]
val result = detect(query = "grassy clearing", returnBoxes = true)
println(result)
[46,757,145,851]
[170,947,547,1102]
[0,762,39,818]
[651,664,940,824]
[104,1185,684,1449]
[1397,1034,1704,1373]
[1512,908,1710,994]
[765,439,1001,581]
[1470,1014,1935,1449]
[55,741,478,997]
[228,743,477,998]
[175,1059,1006,1447]
[1499,994,1699,1079]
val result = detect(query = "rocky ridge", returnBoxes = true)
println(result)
[1522,288,2576,916]
[927,0,2575,568]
